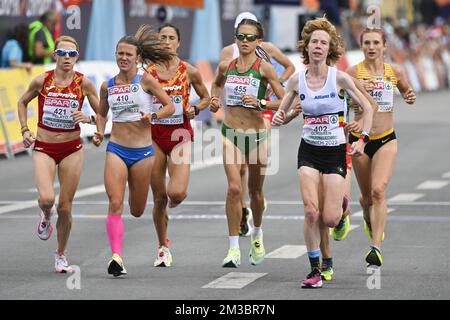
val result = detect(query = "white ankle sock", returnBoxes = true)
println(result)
[252,227,262,238]
[229,236,239,249]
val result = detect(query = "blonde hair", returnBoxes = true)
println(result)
[55,35,79,51]
[297,17,344,66]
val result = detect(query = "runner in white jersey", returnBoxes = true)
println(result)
[272,17,373,289]
[94,28,175,277]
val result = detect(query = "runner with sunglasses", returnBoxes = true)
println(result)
[94,25,175,277]
[219,12,295,238]
[18,35,100,273]
[148,23,210,268]
[210,19,285,268]
[272,17,373,288]
[346,28,416,267]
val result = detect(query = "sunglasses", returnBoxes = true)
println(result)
[235,33,258,42]
[55,49,79,57]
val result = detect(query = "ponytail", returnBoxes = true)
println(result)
[135,24,174,66]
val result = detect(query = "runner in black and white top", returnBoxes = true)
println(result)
[272,17,373,289]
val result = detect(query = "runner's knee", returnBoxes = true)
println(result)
[109,199,123,214]
[304,202,320,224]
[227,183,242,199]
[57,203,72,219]
[39,196,55,210]
[153,193,168,208]
[167,190,187,204]
[129,203,145,217]
[371,184,387,202]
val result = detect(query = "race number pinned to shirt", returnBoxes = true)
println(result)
[225,75,260,108]
[42,93,79,130]
[152,94,184,125]
[108,84,140,119]
[302,113,346,146]
[371,76,394,112]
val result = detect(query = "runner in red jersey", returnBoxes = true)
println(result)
[148,23,210,267]
[17,35,99,273]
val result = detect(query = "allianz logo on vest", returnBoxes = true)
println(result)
[314,92,336,100]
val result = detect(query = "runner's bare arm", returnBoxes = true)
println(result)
[259,60,285,110]
[72,77,98,125]
[141,71,175,120]
[187,63,210,113]
[337,71,373,134]
[17,74,44,147]
[263,42,295,82]
[272,72,299,126]
[92,81,110,146]
[392,64,416,104]
[210,61,228,112]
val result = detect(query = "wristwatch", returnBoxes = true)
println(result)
[151,112,158,121]
[359,130,370,143]
[193,105,200,115]
[258,99,267,110]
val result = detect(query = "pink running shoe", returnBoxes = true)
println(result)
[37,211,53,241]
[301,269,323,289]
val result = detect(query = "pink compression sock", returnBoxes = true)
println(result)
[106,214,124,256]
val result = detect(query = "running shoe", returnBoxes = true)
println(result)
[249,233,265,265]
[154,246,173,267]
[332,215,350,241]
[365,247,383,267]
[301,269,323,289]
[320,263,334,281]
[363,220,385,242]
[37,211,53,241]
[222,247,241,268]
[239,208,252,237]
[108,253,127,277]
[55,252,73,273]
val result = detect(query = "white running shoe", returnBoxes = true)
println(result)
[37,208,54,241]
[154,246,173,267]
[55,252,73,273]
[108,253,127,277]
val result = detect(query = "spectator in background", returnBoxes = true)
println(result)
[1,24,32,72]
[28,10,57,65]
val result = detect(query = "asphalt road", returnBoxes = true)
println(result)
[0,90,449,303]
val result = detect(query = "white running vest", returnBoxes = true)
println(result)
[299,67,347,147]
[107,74,152,123]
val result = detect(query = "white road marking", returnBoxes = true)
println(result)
[0,156,222,215]
[266,245,307,259]
[442,171,450,179]
[388,193,424,202]
[352,208,395,217]
[416,180,449,190]
[202,272,267,289]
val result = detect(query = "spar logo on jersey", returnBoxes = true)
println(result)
[108,85,131,96]
[250,78,259,87]
[304,115,330,125]
[173,96,182,104]
[373,82,385,90]
[385,82,393,90]
[330,115,338,124]
[44,98,72,108]
[131,84,139,93]
[227,75,251,86]
[70,100,79,109]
